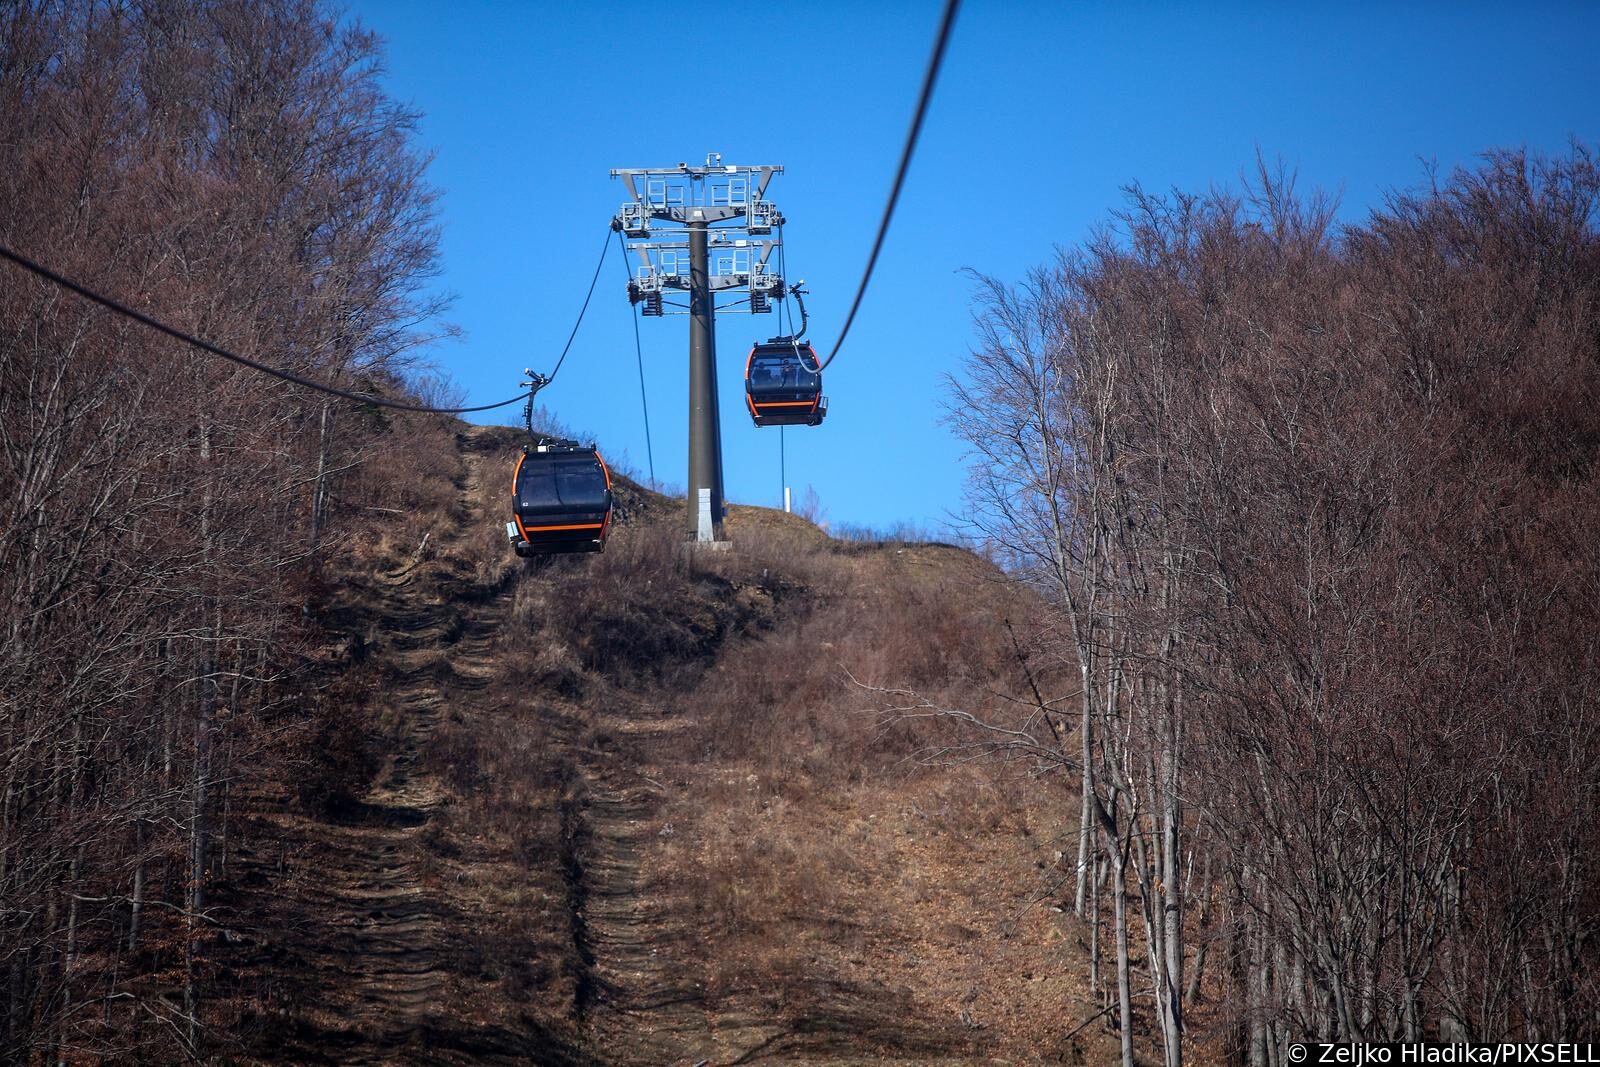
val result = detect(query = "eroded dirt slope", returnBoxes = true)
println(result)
[219,425,1117,1066]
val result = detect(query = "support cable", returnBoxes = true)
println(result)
[815,0,960,373]
[520,227,614,441]
[0,227,611,415]
[780,235,797,339]
[614,229,656,484]
[541,227,612,386]
[777,231,795,508]
[777,224,808,343]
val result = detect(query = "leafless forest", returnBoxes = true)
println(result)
[3,2,1598,1065]
[950,153,1600,1063]
[2,1,458,1058]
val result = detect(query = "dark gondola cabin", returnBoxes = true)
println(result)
[507,440,613,556]
[744,341,827,427]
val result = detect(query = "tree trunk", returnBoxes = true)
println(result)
[1091,847,1102,994]
[128,819,145,954]
[186,418,216,1049]
[1114,850,1136,1067]
[1075,675,1096,917]
[1186,851,1213,1006]
[186,633,214,1048]
[308,399,334,567]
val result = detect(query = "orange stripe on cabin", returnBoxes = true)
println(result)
[512,452,530,541]
[523,522,605,533]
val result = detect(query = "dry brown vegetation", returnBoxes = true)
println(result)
[953,149,1600,1065]
[369,430,1124,1065]
[4,3,1112,1057]
[7,4,1597,1066]
[0,1,462,1060]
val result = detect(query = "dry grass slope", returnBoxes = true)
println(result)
[219,423,1123,1066]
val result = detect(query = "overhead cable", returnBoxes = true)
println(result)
[542,226,613,385]
[817,0,960,372]
[615,229,657,484]
[0,229,609,414]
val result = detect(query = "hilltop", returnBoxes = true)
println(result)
[204,423,1120,1066]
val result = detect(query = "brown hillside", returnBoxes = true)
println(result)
[216,423,1122,1066]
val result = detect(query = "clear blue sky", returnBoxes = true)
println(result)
[352,0,1599,534]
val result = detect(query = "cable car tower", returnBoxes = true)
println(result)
[611,153,788,543]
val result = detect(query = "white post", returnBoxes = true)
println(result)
[784,486,792,514]
[697,487,714,542]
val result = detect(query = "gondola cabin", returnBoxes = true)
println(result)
[744,341,827,428]
[506,439,613,556]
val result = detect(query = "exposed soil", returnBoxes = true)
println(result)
[214,426,1125,1066]
[217,434,582,1064]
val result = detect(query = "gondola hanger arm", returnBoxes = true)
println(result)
[521,370,551,443]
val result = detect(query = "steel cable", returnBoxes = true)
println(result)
[816,0,960,372]
[542,227,612,386]
[0,227,611,414]
[614,228,656,484]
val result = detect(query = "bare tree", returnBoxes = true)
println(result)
[0,2,453,1058]
[948,147,1600,1064]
